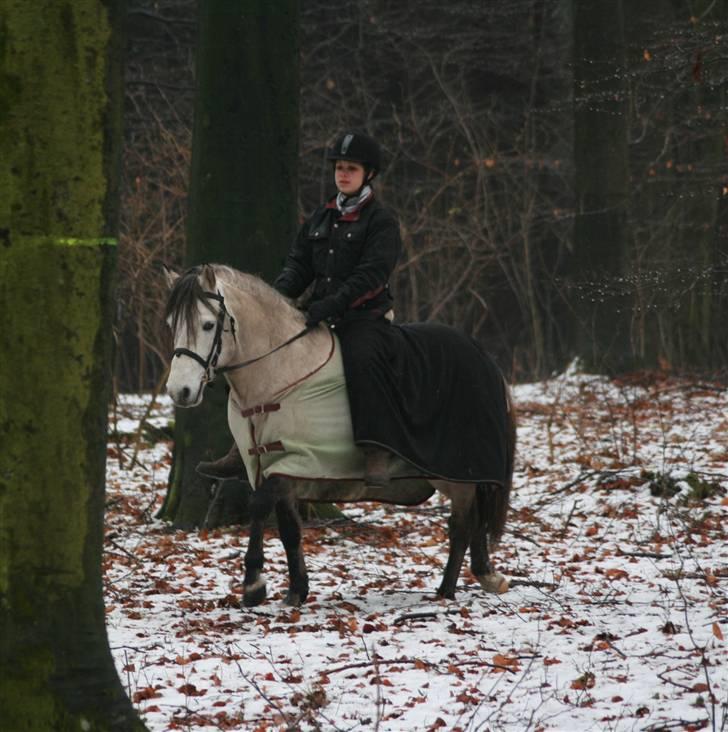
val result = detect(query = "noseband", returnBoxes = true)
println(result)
[172,291,235,385]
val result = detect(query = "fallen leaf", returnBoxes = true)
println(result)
[571,672,596,690]
[178,683,206,696]
[605,569,629,581]
[492,654,520,672]
[132,687,160,702]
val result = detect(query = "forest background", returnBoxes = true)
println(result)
[118,0,728,393]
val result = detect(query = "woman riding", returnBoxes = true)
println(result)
[199,131,400,488]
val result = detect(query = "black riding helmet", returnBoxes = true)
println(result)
[327,132,382,178]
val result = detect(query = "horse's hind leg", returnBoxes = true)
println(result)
[243,476,283,607]
[275,491,309,606]
[435,484,477,599]
[470,484,509,594]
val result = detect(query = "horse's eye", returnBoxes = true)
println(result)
[203,321,215,331]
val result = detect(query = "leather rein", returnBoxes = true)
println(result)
[171,290,312,383]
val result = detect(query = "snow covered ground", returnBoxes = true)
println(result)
[105,370,727,731]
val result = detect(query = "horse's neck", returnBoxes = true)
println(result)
[221,281,330,407]
[225,329,332,408]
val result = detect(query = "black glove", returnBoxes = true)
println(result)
[305,296,343,327]
[273,268,299,299]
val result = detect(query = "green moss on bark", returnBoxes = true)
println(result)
[0,243,101,604]
[0,1,143,728]
[0,0,111,239]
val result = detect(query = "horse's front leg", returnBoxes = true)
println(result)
[275,484,309,606]
[243,475,283,607]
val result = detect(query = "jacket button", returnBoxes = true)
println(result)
[329,249,334,254]
[346,233,352,238]
[326,277,331,282]
[333,223,339,229]
[314,231,320,237]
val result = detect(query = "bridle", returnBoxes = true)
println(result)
[172,290,312,385]
[172,291,234,387]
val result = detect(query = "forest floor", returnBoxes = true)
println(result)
[105,368,727,731]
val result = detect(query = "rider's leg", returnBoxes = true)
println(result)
[197,440,245,479]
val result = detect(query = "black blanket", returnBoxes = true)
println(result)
[336,319,511,484]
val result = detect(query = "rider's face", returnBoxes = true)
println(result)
[334,160,367,196]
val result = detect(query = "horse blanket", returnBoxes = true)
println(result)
[228,322,510,488]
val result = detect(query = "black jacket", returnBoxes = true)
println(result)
[274,196,401,321]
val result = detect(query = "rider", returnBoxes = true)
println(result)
[198,131,400,488]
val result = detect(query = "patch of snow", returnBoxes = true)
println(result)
[105,380,728,731]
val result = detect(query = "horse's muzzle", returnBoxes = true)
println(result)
[166,383,204,408]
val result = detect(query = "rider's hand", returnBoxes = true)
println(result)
[305,297,342,327]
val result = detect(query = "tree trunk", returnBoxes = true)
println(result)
[672,0,727,367]
[570,0,631,371]
[0,1,143,729]
[163,0,300,528]
[622,0,727,369]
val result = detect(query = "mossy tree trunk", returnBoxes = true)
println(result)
[570,0,631,371]
[0,2,144,730]
[161,0,300,528]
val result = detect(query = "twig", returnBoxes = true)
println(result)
[657,669,695,692]
[394,611,439,625]
[558,500,579,538]
[323,655,518,676]
[507,529,541,546]
[129,366,169,469]
[509,579,558,590]
[620,550,670,559]
[229,654,292,727]
[604,639,627,659]
[107,539,144,565]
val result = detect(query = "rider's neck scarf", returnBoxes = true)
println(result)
[336,184,373,216]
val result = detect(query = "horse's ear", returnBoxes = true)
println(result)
[162,264,179,290]
[200,264,216,291]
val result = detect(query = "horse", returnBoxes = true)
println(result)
[164,263,516,607]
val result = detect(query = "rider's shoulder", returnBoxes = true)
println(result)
[366,200,399,228]
[364,198,395,219]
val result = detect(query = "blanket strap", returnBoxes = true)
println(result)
[248,440,285,456]
[241,403,280,418]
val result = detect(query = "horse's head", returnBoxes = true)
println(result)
[164,264,236,407]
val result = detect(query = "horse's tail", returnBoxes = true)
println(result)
[477,377,516,545]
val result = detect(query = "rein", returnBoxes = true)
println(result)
[172,288,313,381]
[217,325,313,374]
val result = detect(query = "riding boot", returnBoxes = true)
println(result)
[364,446,390,489]
[197,441,245,479]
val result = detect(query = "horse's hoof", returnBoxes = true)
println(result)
[283,591,302,607]
[436,587,455,600]
[243,577,267,607]
[478,572,509,594]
